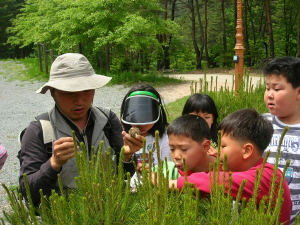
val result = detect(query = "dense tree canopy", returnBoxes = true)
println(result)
[1,0,300,72]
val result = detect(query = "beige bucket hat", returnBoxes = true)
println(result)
[36,53,112,94]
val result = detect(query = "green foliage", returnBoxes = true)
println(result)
[206,78,267,123]
[109,71,184,86]
[3,0,300,71]
[272,0,298,56]
[168,35,196,72]
[213,51,234,69]
[0,0,24,58]
[0,58,186,88]
[1,128,290,224]
[6,0,179,72]
[166,72,267,123]
[0,58,48,81]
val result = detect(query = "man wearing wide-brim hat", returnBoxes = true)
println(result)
[18,53,143,207]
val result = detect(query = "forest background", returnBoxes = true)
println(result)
[1,0,300,74]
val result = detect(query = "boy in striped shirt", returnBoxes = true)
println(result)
[264,56,300,223]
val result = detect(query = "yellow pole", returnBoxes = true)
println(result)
[234,0,245,92]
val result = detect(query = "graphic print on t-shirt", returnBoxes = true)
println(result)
[135,142,156,165]
[266,133,300,222]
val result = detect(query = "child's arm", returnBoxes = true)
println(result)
[151,172,178,188]
[169,180,177,188]
[177,172,211,193]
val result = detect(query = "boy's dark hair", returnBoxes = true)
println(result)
[120,84,168,138]
[182,93,218,144]
[218,108,273,153]
[263,56,300,88]
[167,114,211,144]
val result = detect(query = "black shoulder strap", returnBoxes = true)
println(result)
[96,106,112,128]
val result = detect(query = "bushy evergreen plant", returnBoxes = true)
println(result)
[1,127,291,224]
[189,71,267,123]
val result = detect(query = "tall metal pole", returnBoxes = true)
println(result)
[234,0,245,92]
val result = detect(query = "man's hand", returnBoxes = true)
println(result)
[50,137,77,171]
[122,131,144,162]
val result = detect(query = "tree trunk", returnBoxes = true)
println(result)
[97,52,103,69]
[105,44,111,72]
[234,0,237,31]
[265,0,275,58]
[204,0,209,67]
[156,34,165,71]
[244,0,251,66]
[190,0,202,69]
[156,0,173,71]
[162,0,170,70]
[165,0,177,69]
[79,43,83,54]
[221,0,227,67]
[195,0,205,67]
[284,0,288,55]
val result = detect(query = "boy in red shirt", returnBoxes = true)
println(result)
[165,108,291,224]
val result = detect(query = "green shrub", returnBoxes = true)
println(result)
[0,58,49,81]
[108,71,184,86]
[166,72,267,123]
[1,130,290,225]
[0,63,289,224]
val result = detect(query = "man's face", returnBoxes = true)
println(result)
[51,89,95,122]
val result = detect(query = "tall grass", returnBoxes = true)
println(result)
[0,59,289,224]
[0,58,48,81]
[166,71,267,123]
[1,129,290,225]
[108,70,184,86]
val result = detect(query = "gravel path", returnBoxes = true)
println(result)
[0,61,193,221]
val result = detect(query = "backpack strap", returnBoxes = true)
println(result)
[40,119,53,144]
[35,112,52,144]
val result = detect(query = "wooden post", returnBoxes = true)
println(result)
[37,43,43,72]
[43,43,48,74]
[234,0,245,92]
